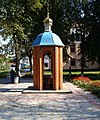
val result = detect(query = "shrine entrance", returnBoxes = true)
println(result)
[43,52,53,90]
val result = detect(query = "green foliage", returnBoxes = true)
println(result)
[0,0,100,67]
[0,0,43,72]
[0,0,43,52]
[82,0,100,64]
[0,55,10,71]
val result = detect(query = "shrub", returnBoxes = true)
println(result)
[73,76,92,82]
[90,81,100,98]
[91,81,100,88]
[71,76,100,98]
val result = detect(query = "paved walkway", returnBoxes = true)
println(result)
[0,77,100,120]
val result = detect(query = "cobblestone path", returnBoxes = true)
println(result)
[0,77,100,120]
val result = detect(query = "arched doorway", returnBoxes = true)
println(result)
[43,51,53,90]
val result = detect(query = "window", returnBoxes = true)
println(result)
[75,33,81,42]
[44,63,48,67]
[71,59,75,66]
[70,45,75,52]
[44,55,49,69]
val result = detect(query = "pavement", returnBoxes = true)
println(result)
[0,76,100,120]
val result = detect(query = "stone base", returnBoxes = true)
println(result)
[22,86,72,94]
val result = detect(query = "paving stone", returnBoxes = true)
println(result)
[0,77,100,120]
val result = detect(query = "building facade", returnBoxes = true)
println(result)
[63,23,99,70]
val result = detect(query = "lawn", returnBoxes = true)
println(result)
[21,70,100,80]
[63,70,100,80]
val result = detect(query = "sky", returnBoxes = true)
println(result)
[0,35,10,47]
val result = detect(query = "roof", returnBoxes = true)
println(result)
[32,31,64,47]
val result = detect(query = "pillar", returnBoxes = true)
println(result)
[33,47,43,90]
[53,47,59,90]
[33,47,38,89]
[59,47,63,89]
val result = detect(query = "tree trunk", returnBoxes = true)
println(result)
[14,51,20,83]
[81,55,85,75]
[28,48,32,72]
[80,24,86,75]
[15,52,19,76]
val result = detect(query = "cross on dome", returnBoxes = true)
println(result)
[43,1,53,31]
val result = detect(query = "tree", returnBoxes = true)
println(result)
[1,0,99,73]
[82,0,100,67]
[0,0,75,67]
[0,0,43,79]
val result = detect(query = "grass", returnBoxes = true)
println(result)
[21,70,100,77]
[63,71,100,75]
[1,70,100,80]
[44,71,52,75]
[84,71,100,74]
[63,71,81,75]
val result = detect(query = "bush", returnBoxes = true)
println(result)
[72,76,92,82]
[72,76,100,98]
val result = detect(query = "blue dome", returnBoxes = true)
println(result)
[32,31,64,47]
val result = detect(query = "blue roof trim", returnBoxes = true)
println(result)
[32,33,42,46]
[32,31,64,47]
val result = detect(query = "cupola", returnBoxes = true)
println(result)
[32,13,64,47]
[43,13,53,31]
